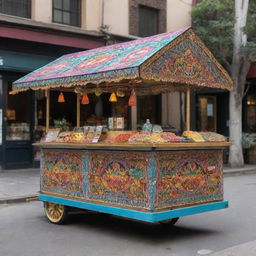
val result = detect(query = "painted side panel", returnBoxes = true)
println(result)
[40,148,225,211]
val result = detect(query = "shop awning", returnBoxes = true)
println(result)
[12,27,233,94]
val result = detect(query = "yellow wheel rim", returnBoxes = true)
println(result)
[159,218,178,225]
[44,202,65,223]
[159,219,173,224]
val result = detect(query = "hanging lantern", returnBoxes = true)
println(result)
[58,92,65,103]
[95,88,103,96]
[81,93,89,104]
[116,89,125,97]
[128,90,136,106]
[109,92,117,102]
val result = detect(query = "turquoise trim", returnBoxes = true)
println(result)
[148,153,156,210]
[39,194,228,223]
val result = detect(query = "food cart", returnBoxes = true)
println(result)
[12,27,232,225]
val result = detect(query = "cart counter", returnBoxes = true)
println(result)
[35,142,230,218]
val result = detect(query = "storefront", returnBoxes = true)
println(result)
[0,23,104,169]
[243,63,256,133]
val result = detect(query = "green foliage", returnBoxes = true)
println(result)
[242,133,256,149]
[192,0,256,70]
[53,118,69,131]
[246,1,256,60]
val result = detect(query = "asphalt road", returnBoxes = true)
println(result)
[0,174,256,256]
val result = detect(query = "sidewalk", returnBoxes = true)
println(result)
[0,165,256,204]
[0,168,39,204]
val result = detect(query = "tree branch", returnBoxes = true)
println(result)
[221,58,232,74]
[243,82,250,99]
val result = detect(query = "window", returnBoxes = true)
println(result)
[245,93,256,132]
[0,0,31,18]
[138,5,159,37]
[6,83,31,141]
[53,0,81,27]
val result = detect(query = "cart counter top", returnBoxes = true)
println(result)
[34,141,231,151]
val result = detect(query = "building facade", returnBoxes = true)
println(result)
[0,0,193,169]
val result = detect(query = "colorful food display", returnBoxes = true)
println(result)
[48,129,227,144]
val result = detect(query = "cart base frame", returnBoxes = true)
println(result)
[39,194,228,223]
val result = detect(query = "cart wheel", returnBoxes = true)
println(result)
[44,202,68,224]
[159,218,179,226]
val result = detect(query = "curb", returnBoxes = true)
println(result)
[0,194,38,204]
[224,168,256,177]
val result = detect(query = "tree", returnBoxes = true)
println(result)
[192,0,256,167]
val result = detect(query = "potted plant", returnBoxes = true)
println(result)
[242,133,256,164]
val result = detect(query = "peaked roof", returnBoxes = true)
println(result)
[12,27,233,93]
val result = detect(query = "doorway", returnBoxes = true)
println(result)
[2,79,34,169]
[197,95,217,132]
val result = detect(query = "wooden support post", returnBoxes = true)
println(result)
[76,93,81,128]
[131,94,137,131]
[186,87,190,131]
[45,89,50,132]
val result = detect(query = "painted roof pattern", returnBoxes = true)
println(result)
[13,27,188,88]
[12,27,233,92]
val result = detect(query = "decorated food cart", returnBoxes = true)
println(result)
[12,27,232,225]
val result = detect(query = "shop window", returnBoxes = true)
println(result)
[197,95,217,132]
[6,83,30,141]
[0,0,31,18]
[138,5,159,37]
[52,0,81,27]
[245,94,256,132]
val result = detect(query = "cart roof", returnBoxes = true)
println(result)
[12,27,233,94]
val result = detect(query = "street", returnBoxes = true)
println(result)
[0,174,256,256]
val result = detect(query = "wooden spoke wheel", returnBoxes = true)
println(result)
[44,202,68,224]
[159,218,179,226]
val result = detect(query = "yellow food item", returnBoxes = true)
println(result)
[69,132,85,142]
[182,131,205,142]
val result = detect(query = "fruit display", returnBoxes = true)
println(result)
[54,130,226,144]
[69,133,86,143]
[182,131,205,142]
[56,132,73,142]
[56,132,86,143]
[160,132,186,142]
[128,132,167,143]
[199,132,226,142]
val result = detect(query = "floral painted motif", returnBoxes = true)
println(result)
[141,31,232,90]
[14,29,187,85]
[155,150,223,208]
[41,150,84,197]
[13,27,233,93]
[40,148,224,211]
[88,150,150,207]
